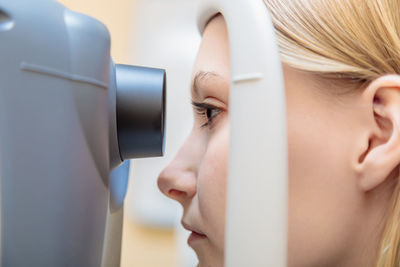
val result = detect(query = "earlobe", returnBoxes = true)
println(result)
[355,75,400,192]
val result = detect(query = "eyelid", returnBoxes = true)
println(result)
[191,97,227,111]
[191,100,223,128]
[191,101,217,110]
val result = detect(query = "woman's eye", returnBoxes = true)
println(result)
[191,101,222,128]
[204,107,221,126]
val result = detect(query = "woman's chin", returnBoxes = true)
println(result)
[197,261,223,267]
[195,253,224,267]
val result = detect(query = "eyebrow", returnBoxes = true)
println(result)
[191,71,222,97]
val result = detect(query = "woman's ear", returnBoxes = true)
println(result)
[355,75,400,192]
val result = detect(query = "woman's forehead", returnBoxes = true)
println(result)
[191,15,230,97]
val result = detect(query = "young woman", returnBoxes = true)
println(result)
[158,1,400,266]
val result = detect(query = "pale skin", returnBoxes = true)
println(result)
[158,15,400,267]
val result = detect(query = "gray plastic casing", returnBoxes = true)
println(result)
[0,0,166,266]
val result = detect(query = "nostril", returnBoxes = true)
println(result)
[168,189,186,199]
[0,9,14,31]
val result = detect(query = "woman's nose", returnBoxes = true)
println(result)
[157,154,197,205]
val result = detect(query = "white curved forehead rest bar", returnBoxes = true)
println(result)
[197,1,288,266]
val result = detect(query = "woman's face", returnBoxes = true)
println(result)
[158,15,382,267]
[158,14,230,267]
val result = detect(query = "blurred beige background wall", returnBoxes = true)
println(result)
[57,0,177,266]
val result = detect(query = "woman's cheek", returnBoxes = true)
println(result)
[198,120,229,248]
[203,118,229,199]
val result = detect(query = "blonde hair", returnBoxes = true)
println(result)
[263,0,400,266]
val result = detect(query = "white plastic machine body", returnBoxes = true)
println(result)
[197,1,288,266]
[0,0,166,266]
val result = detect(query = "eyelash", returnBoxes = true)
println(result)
[191,101,222,128]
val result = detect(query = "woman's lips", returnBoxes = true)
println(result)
[188,231,207,244]
[182,221,207,245]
